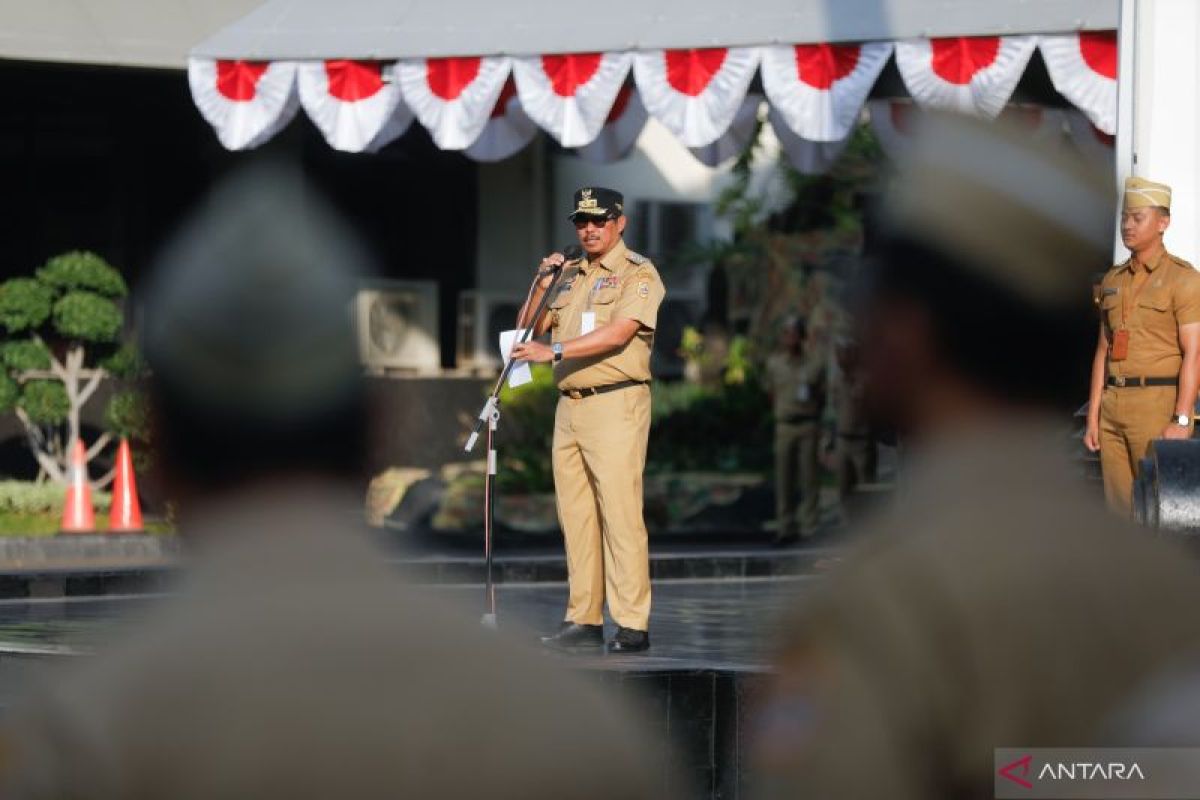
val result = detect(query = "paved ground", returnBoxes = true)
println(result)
[0,575,817,709]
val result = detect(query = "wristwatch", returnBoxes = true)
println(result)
[1174,413,1191,427]
[552,343,564,363]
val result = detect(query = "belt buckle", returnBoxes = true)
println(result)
[1114,376,1126,387]
[568,389,583,400]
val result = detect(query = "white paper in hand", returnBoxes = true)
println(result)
[500,329,533,388]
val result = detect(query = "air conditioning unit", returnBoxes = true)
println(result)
[456,290,525,371]
[355,280,440,374]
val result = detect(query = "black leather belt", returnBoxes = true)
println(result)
[561,379,649,399]
[1107,376,1178,388]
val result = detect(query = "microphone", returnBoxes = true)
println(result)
[540,245,583,276]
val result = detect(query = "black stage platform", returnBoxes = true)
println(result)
[0,574,816,798]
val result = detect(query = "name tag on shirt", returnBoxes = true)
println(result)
[582,311,596,335]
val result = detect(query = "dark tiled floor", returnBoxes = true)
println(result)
[0,576,814,668]
[0,577,814,799]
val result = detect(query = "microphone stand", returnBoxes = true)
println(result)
[465,264,569,629]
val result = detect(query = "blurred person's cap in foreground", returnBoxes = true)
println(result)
[141,163,370,427]
[1124,176,1172,210]
[882,111,1112,307]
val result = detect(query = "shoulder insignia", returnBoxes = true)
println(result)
[1169,255,1196,271]
[626,251,648,265]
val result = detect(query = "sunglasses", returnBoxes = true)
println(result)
[573,216,612,230]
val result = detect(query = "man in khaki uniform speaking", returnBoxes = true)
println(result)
[512,187,664,654]
[1084,177,1200,515]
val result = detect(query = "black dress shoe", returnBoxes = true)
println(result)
[606,626,650,654]
[540,622,604,651]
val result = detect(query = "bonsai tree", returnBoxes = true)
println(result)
[0,251,146,486]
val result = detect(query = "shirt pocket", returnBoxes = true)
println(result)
[1137,290,1171,327]
[590,287,620,323]
[1099,292,1121,330]
[548,285,573,329]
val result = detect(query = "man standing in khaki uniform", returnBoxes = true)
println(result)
[766,316,827,544]
[513,187,664,654]
[831,336,876,521]
[754,114,1200,800]
[1084,177,1200,515]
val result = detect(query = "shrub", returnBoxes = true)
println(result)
[0,481,111,514]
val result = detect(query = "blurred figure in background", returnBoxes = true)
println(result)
[830,334,877,523]
[753,114,1200,800]
[766,315,827,545]
[0,166,670,800]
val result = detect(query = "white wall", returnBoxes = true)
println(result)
[1125,0,1200,262]
[476,108,792,298]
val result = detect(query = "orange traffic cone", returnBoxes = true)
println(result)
[61,439,95,533]
[108,438,143,533]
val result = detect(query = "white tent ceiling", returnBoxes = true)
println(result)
[0,0,264,69]
[192,0,1118,61]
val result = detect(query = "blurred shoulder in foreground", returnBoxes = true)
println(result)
[753,113,1200,800]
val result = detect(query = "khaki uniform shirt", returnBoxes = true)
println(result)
[1100,250,1200,379]
[767,350,826,423]
[757,425,1200,800]
[550,239,666,391]
[0,486,670,800]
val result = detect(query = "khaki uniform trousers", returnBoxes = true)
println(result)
[552,384,652,631]
[1099,385,1177,514]
[775,420,820,537]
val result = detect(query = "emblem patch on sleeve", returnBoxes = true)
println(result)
[638,282,650,298]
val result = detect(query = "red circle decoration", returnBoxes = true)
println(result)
[216,60,270,101]
[428,57,484,101]
[1078,31,1117,79]
[930,37,1001,85]
[324,60,385,102]
[542,54,604,97]
[665,49,729,96]
[794,44,861,90]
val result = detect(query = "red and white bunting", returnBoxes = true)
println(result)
[768,108,852,175]
[1040,32,1118,136]
[398,56,511,150]
[761,42,892,142]
[634,48,760,148]
[465,79,540,162]
[188,59,299,151]
[690,95,763,167]
[894,36,1038,118]
[297,60,411,152]
[1066,109,1116,164]
[513,53,632,147]
[575,86,649,164]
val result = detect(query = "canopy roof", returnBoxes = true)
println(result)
[1,0,262,69]
[192,0,1118,61]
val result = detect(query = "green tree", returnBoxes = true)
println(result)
[0,251,146,485]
